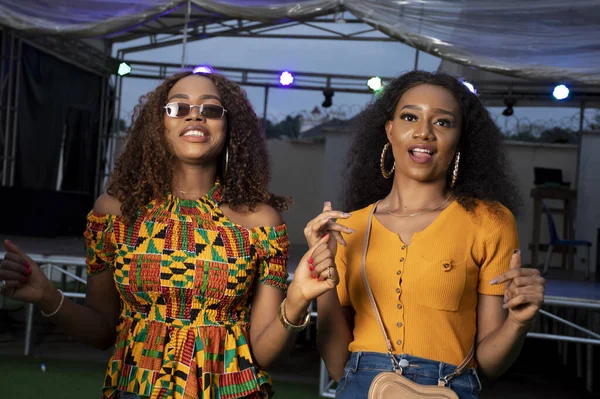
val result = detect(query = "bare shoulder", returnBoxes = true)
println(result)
[222,203,284,229]
[93,193,123,216]
[252,203,284,225]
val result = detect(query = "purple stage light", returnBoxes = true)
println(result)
[279,71,294,86]
[193,65,214,74]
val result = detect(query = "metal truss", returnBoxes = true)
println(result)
[21,34,118,77]
[112,6,395,55]
[124,59,386,93]
[19,33,117,197]
[119,59,600,107]
[0,27,115,195]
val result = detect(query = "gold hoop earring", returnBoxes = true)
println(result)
[450,151,460,188]
[380,142,395,179]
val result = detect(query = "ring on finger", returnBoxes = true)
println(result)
[327,267,332,279]
[0,279,6,293]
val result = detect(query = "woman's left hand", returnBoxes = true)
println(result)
[287,234,339,307]
[491,250,545,328]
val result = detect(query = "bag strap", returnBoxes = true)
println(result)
[360,201,474,381]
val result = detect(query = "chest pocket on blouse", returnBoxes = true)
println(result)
[409,253,467,312]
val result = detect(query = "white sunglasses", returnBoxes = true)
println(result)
[164,102,227,119]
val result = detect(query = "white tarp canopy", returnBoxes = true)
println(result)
[1,1,599,84]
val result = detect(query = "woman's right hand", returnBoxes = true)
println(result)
[304,202,354,253]
[0,240,53,304]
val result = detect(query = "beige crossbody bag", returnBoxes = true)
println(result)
[361,202,474,399]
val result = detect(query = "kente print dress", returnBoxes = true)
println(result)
[84,182,289,399]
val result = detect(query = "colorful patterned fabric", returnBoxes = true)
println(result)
[84,182,289,399]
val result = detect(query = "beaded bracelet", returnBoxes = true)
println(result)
[41,289,64,318]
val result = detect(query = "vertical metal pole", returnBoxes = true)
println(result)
[413,50,420,71]
[112,72,124,174]
[9,36,22,186]
[2,32,15,186]
[586,315,593,392]
[24,302,34,356]
[95,75,107,197]
[181,0,191,68]
[572,101,586,270]
[586,344,593,391]
[413,3,423,71]
[0,29,6,91]
[0,31,7,185]
[105,50,125,186]
[56,124,67,191]
[574,101,585,192]
[263,86,269,128]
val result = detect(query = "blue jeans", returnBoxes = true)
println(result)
[336,352,481,399]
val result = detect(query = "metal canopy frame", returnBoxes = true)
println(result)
[3,4,599,193]
[111,7,394,55]
[1,6,599,398]
[102,2,600,199]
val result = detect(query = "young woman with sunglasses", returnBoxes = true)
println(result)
[0,72,340,399]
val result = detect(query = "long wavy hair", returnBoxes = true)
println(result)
[107,72,290,223]
[342,71,520,214]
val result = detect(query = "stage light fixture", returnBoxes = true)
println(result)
[322,89,334,108]
[367,77,383,92]
[279,71,294,86]
[553,84,569,100]
[502,100,515,117]
[461,80,476,94]
[193,65,215,74]
[117,62,132,76]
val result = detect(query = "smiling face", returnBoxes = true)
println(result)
[163,74,228,165]
[385,84,462,184]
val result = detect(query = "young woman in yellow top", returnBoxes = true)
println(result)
[305,71,545,399]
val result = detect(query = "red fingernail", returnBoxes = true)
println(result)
[308,257,313,264]
[27,269,31,275]
[318,277,323,281]
[312,273,316,278]
[24,262,29,268]
[309,265,314,271]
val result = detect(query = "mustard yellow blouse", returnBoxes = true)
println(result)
[335,201,518,366]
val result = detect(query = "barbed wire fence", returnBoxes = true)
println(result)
[493,109,600,138]
[266,104,364,125]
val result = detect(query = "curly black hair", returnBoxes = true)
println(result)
[107,71,290,223]
[342,70,520,214]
